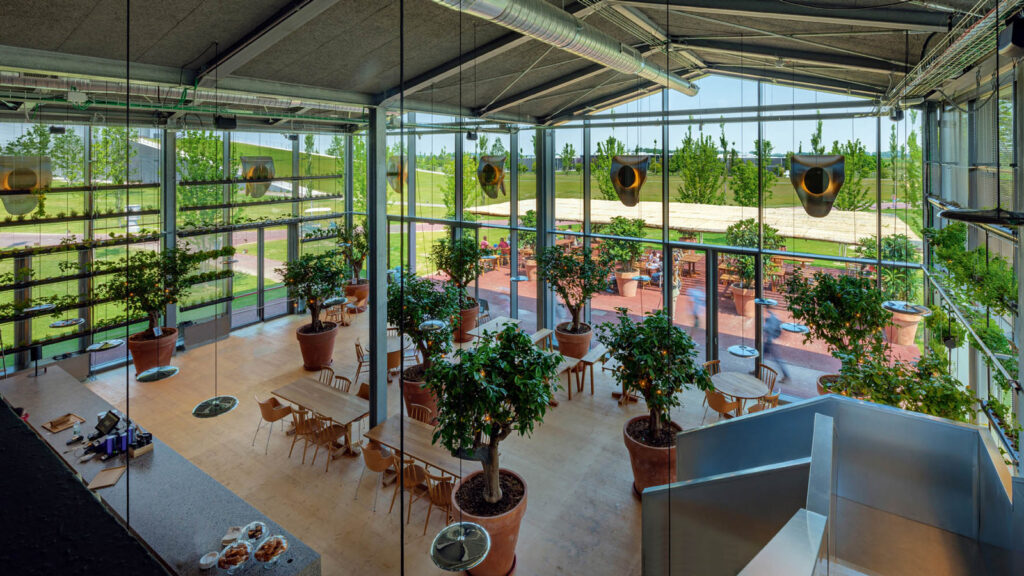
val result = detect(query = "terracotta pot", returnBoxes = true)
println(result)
[451,469,527,576]
[885,311,923,346]
[524,258,538,281]
[295,322,338,371]
[623,415,682,496]
[730,283,756,318]
[817,374,840,396]
[616,270,639,297]
[455,302,480,343]
[401,370,438,419]
[555,322,591,371]
[128,328,177,375]
[345,279,370,313]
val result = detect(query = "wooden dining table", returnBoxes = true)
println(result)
[364,415,465,479]
[711,372,769,416]
[467,315,521,338]
[273,377,370,455]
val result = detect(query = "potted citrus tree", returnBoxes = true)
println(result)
[426,325,560,576]
[431,235,484,342]
[724,218,783,317]
[536,243,611,360]
[277,249,347,370]
[386,272,460,417]
[337,221,369,312]
[101,244,235,375]
[784,271,891,393]
[854,233,922,344]
[598,308,710,495]
[599,216,645,297]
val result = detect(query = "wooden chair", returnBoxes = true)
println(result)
[354,440,399,512]
[389,459,430,524]
[701,360,721,406]
[252,395,292,454]
[407,403,432,424]
[478,298,491,325]
[499,246,511,268]
[749,391,781,413]
[288,408,318,464]
[318,366,336,387]
[756,364,779,395]
[423,469,455,535]
[324,305,345,326]
[309,414,349,473]
[333,375,353,393]
[702,390,740,424]
[354,339,370,384]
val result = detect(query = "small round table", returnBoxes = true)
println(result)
[386,335,414,382]
[711,372,769,416]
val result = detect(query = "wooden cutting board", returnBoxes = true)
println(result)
[87,466,126,490]
[41,413,85,434]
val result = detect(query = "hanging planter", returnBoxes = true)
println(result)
[386,155,407,192]
[476,155,507,199]
[789,155,845,217]
[609,155,649,207]
[240,156,274,198]
[0,156,50,215]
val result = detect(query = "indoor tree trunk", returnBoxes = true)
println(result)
[649,409,661,437]
[484,442,502,503]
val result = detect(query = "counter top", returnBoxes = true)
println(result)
[0,367,320,576]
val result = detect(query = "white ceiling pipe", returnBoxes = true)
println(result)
[430,0,698,96]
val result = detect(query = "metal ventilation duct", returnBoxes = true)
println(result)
[429,0,698,96]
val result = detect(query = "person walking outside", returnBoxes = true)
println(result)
[763,309,791,382]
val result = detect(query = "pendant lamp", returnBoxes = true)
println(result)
[386,156,407,193]
[789,155,845,217]
[430,521,491,572]
[477,155,506,198]
[609,155,649,207]
[240,156,274,198]
[0,155,51,214]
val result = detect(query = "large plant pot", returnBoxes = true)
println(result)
[817,374,840,396]
[295,322,338,371]
[885,311,923,346]
[451,469,527,576]
[616,270,639,297]
[128,327,177,376]
[555,322,591,370]
[401,368,438,419]
[730,283,756,318]
[345,279,369,314]
[455,302,480,343]
[524,258,538,281]
[623,415,682,496]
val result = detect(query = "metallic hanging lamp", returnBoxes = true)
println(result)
[477,155,506,198]
[789,155,845,217]
[609,155,649,207]
[0,155,51,214]
[430,521,491,572]
[240,156,274,198]
[386,155,408,193]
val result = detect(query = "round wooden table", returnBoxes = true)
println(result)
[711,372,769,416]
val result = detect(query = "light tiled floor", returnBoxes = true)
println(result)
[87,311,715,576]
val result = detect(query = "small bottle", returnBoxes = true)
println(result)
[72,421,81,436]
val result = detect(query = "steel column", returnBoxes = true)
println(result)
[287,134,300,315]
[162,130,178,329]
[661,90,673,321]
[407,112,417,273]
[510,130,520,319]
[536,127,556,330]
[583,120,592,324]
[367,107,389,427]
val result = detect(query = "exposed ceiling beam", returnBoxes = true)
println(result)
[480,65,609,116]
[708,66,884,98]
[271,106,311,126]
[377,1,605,107]
[613,0,953,32]
[543,81,661,124]
[196,0,342,88]
[609,4,704,68]
[0,45,195,86]
[676,39,905,75]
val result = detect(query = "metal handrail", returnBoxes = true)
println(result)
[982,401,1021,466]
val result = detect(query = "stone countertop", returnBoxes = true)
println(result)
[0,367,320,576]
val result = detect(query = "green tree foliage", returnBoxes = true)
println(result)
[810,118,825,155]
[177,131,234,227]
[326,134,348,203]
[51,131,85,185]
[441,152,480,220]
[536,244,612,333]
[386,272,460,371]
[3,124,51,156]
[830,138,873,212]
[888,124,899,189]
[303,134,316,177]
[924,222,1017,316]
[854,233,920,301]
[904,111,922,207]
[724,218,783,287]
[598,309,710,439]
[671,126,724,204]
[490,138,506,157]
[431,235,483,309]
[598,216,646,272]
[336,219,368,281]
[426,325,559,503]
[276,249,347,333]
[560,142,576,174]
[730,139,776,207]
[594,135,626,201]
[518,209,536,249]
[93,126,139,210]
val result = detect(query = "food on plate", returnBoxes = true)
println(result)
[255,536,288,562]
[217,543,249,569]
